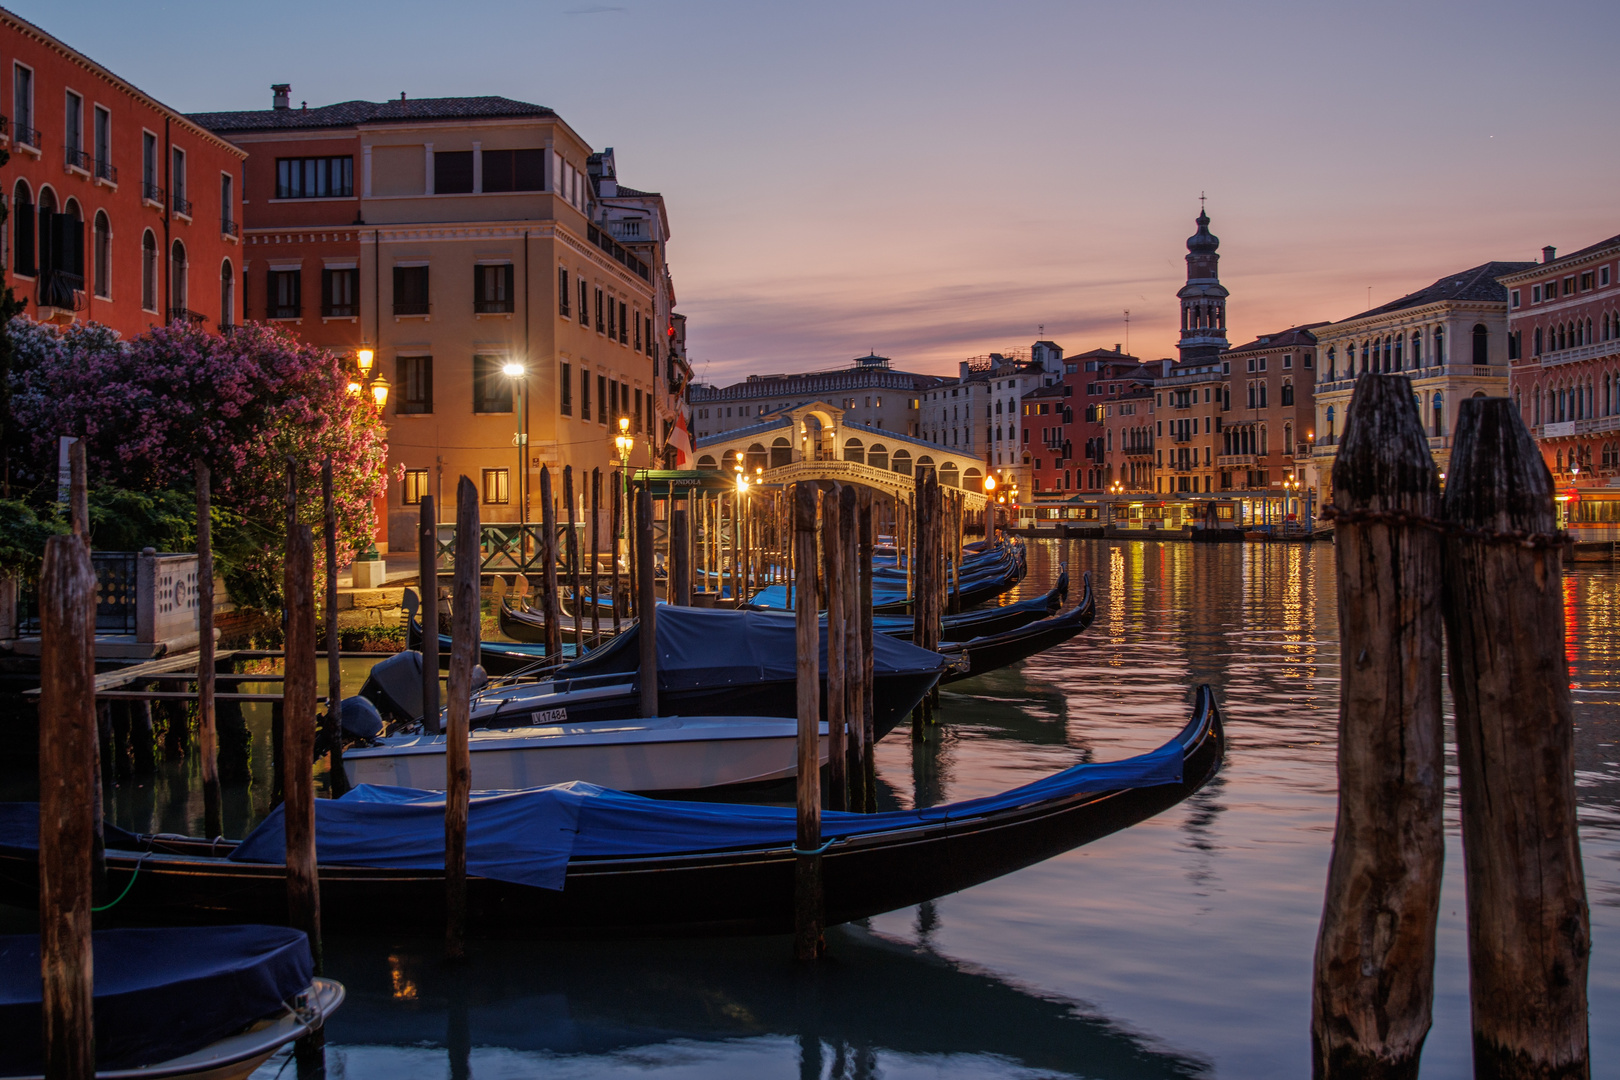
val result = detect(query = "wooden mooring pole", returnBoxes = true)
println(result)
[420,494,441,732]
[637,487,659,717]
[672,507,691,606]
[793,482,824,960]
[1311,373,1443,1079]
[195,459,223,838]
[840,485,865,812]
[858,489,877,810]
[38,533,96,1080]
[445,476,479,960]
[1441,398,1589,1078]
[590,468,602,644]
[823,484,847,812]
[68,441,107,904]
[611,468,623,633]
[540,466,562,659]
[565,466,583,655]
[322,457,345,796]
[283,515,323,969]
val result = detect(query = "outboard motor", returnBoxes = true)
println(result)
[337,695,385,746]
[359,650,425,725]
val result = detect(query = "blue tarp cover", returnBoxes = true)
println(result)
[226,737,1183,889]
[0,925,312,1073]
[557,605,945,688]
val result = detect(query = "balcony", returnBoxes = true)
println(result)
[142,181,165,206]
[1218,454,1256,467]
[14,121,39,149]
[167,308,206,325]
[1536,341,1619,369]
[393,299,431,317]
[171,193,192,218]
[65,147,91,175]
[0,114,8,139]
[474,297,515,314]
[221,218,239,239]
[37,270,84,320]
[1123,443,1155,457]
[321,302,357,318]
[267,304,301,320]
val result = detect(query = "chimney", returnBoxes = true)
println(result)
[272,84,290,110]
[1113,344,1121,353]
[1543,245,1557,264]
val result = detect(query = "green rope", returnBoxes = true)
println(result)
[91,856,143,912]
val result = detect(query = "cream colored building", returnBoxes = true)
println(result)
[199,93,672,551]
[1309,261,1532,507]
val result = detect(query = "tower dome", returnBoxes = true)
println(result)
[1187,209,1219,254]
[1176,202,1229,363]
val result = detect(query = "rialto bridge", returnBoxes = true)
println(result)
[692,401,991,511]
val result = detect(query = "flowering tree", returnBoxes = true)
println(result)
[7,318,387,608]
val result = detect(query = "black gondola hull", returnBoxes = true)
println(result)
[0,691,1222,937]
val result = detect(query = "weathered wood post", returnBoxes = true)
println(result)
[445,476,479,960]
[322,457,346,796]
[1441,397,1590,1078]
[859,489,877,809]
[540,466,562,659]
[565,466,583,655]
[823,484,847,812]
[195,459,223,838]
[731,488,742,607]
[284,513,323,960]
[420,494,441,733]
[68,441,108,903]
[672,507,691,606]
[1311,373,1444,1080]
[637,488,658,717]
[38,533,96,1080]
[792,482,824,960]
[611,468,623,632]
[589,468,602,644]
[69,438,88,539]
[840,485,863,812]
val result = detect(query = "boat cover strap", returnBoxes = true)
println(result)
[0,925,312,1073]
[223,737,1183,890]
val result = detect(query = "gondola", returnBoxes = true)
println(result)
[0,688,1223,937]
[940,573,1094,685]
[743,540,1026,615]
[404,591,576,676]
[496,595,618,647]
[369,605,947,739]
[0,925,343,1080]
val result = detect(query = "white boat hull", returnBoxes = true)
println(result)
[343,716,830,792]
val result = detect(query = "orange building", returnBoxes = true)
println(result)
[1,8,245,335]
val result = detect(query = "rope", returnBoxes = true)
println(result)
[1319,504,1569,550]
[92,851,148,912]
[792,838,837,856]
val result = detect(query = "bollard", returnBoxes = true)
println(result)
[1441,397,1589,1078]
[1310,373,1443,1080]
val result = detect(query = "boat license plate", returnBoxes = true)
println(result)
[530,708,568,725]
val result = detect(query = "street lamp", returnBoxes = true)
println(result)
[615,416,635,468]
[356,348,375,377]
[504,362,529,539]
[369,375,389,410]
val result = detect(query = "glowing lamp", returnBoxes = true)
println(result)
[983,475,997,493]
[356,348,375,375]
[503,361,526,378]
[346,380,363,396]
[370,375,390,409]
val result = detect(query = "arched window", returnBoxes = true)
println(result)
[93,211,111,298]
[12,181,34,275]
[1326,405,1335,439]
[939,462,960,488]
[1472,324,1488,364]
[220,259,234,328]
[892,448,913,476]
[1360,341,1369,374]
[843,437,864,464]
[720,450,737,473]
[1556,449,1564,472]
[744,443,767,473]
[1411,331,1422,367]
[141,230,158,312]
[169,238,188,317]
[1534,386,1542,426]
[963,467,982,492]
[696,455,717,470]
[1534,327,1543,355]
[1383,337,1392,372]
[1432,391,1444,436]
[866,443,888,471]
[1281,380,1294,406]
[1394,334,1403,370]
[915,455,935,478]
[1434,325,1445,363]
[770,437,792,469]
[1326,347,1336,379]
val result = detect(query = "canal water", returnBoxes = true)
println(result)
[6,538,1618,1078]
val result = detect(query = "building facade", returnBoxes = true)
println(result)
[1310,261,1531,508]
[2,8,245,337]
[1500,236,1620,535]
[1177,206,1229,363]
[692,353,937,442]
[1025,345,1143,500]
[194,88,676,551]
[1217,326,1321,512]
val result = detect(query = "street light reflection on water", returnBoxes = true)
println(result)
[3,540,1614,1078]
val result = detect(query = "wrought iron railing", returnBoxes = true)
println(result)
[142,181,165,204]
[168,307,206,324]
[394,299,431,316]
[14,122,39,148]
[65,147,92,172]
[221,218,239,238]
[171,193,192,217]
[15,552,138,637]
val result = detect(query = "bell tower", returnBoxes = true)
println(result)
[1177,198,1229,363]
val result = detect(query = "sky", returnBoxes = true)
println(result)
[24,0,1620,385]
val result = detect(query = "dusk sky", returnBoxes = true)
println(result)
[30,0,1620,385]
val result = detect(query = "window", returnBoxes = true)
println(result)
[398,356,433,415]
[474,263,515,313]
[482,469,509,505]
[597,374,608,423]
[321,267,357,317]
[1281,382,1294,406]
[1472,324,1489,364]
[220,174,234,233]
[634,309,642,352]
[645,316,654,357]
[220,260,234,327]
[434,151,473,194]
[1603,267,1612,288]
[473,354,514,413]
[560,361,573,416]
[1563,277,1575,297]
[394,265,430,315]
[634,388,643,432]
[558,267,570,316]
[1581,272,1594,292]
[94,106,111,181]
[65,91,84,164]
[1511,289,1521,309]
[595,287,605,330]
[1533,284,1543,303]
[13,64,33,144]
[1283,354,1292,369]
[608,295,618,340]
[581,367,591,420]
[274,156,354,199]
[171,147,188,216]
[169,239,187,314]
[481,149,545,192]
[267,269,301,318]
[402,469,430,505]
[619,301,629,344]
[578,279,590,326]
[93,211,111,298]
[140,229,156,310]
[142,131,159,201]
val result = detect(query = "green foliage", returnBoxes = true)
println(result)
[88,488,198,552]
[0,498,67,579]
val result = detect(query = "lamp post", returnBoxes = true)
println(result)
[503,362,529,565]
[615,416,634,574]
[983,473,997,536]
